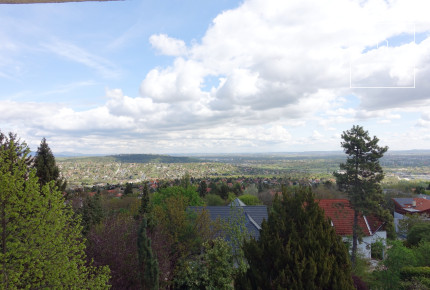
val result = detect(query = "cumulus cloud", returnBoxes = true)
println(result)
[149,34,188,56]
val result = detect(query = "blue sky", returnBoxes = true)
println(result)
[1,0,430,154]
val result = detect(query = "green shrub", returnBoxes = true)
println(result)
[205,194,225,206]
[400,266,430,281]
[238,194,261,205]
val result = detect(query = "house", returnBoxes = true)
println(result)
[318,199,386,259]
[188,198,268,240]
[392,197,430,234]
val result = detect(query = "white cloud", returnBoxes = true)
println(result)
[149,34,188,56]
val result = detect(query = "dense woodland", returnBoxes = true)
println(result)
[2,127,430,289]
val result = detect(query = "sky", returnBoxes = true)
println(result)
[1,0,430,154]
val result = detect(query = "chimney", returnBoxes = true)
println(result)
[412,200,416,207]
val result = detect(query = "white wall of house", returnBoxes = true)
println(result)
[342,231,387,259]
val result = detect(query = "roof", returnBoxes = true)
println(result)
[393,197,430,214]
[229,198,246,207]
[317,199,384,236]
[188,198,268,240]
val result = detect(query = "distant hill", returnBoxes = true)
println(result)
[56,154,204,163]
[110,154,203,164]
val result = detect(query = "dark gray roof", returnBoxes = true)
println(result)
[187,205,268,240]
[393,198,414,207]
[229,198,246,207]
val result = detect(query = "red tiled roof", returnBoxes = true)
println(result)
[317,199,383,236]
[413,198,430,211]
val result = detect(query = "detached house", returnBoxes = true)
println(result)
[318,199,386,259]
[392,197,430,235]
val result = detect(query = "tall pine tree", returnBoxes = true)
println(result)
[34,137,67,191]
[236,187,354,290]
[0,133,110,288]
[334,125,391,265]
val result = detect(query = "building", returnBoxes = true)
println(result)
[188,198,268,240]
[392,197,430,235]
[318,199,386,259]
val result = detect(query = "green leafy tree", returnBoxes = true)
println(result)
[407,223,430,246]
[236,187,354,290]
[371,240,417,289]
[334,125,391,265]
[174,238,234,289]
[0,134,110,288]
[138,217,159,290]
[33,137,67,191]
[233,182,243,196]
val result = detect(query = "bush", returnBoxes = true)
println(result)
[407,223,430,246]
[238,194,261,205]
[400,266,430,281]
[205,194,225,206]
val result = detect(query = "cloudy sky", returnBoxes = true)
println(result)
[1,0,430,154]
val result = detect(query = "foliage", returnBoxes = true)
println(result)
[371,240,417,289]
[198,180,208,197]
[414,241,430,267]
[0,134,110,288]
[238,194,262,205]
[174,238,234,290]
[334,125,391,264]
[205,193,225,206]
[86,213,140,288]
[219,182,230,200]
[81,191,104,235]
[0,130,32,168]
[351,253,372,285]
[371,240,385,260]
[124,182,134,195]
[138,217,159,290]
[398,213,429,239]
[236,187,354,289]
[151,186,203,207]
[33,137,67,191]
[407,223,430,246]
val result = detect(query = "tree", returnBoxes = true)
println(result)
[80,191,104,235]
[407,223,430,246]
[334,125,391,265]
[0,131,33,168]
[124,182,133,195]
[174,238,234,289]
[197,180,208,198]
[236,187,354,289]
[33,137,67,191]
[138,217,159,290]
[0,133,110,288]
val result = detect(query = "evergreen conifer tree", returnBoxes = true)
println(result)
[0,133,110,288]
[81,191,104,235]
[334,125,392,265]
[34,137,67,191]
[235,187,354,290]
[138,217,159,290]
